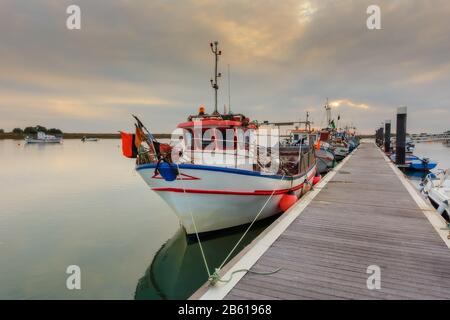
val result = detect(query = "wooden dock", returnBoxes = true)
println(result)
[192,141,450,300]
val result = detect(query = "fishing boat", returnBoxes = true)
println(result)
[390,154,437,171]
[288,128,335,174]
[25,131,62,144]
[421,169,450,221]
[331,143,349,161]
[123,42,318,235]
[318,100,354,161]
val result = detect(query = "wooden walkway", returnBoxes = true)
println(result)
[193,142,450,300]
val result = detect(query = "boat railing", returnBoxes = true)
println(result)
[136,138,315,176]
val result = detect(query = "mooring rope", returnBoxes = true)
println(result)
[218,172,286,270]
[204,172,288,285]
[175,162,212,278]
[209,267,282,285]
[175,159,310,285]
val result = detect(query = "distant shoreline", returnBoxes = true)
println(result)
[0,132,171,140]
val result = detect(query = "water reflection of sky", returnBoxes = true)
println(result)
[403,142,450,185]
[0,139,274,299]
[0,139,179,299]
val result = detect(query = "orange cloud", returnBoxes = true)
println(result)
[330,99,370,110]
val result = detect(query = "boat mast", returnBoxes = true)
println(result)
[305,111,310,131]
[210,41,222,115]
[325,98,331,127]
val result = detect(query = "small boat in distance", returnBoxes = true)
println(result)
[25,131,62,144]
[81,136,98,142]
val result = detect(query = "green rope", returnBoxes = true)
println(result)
[208,267,282,286]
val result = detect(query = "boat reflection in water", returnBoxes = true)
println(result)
[405,170,431,182]
[134,215,279,300]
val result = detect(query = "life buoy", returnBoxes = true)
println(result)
[279,190,298,212]
[313,175,321,185]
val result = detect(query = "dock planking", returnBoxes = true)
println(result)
[220,142,450,300]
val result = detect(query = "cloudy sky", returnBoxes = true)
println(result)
[1,0,449,134]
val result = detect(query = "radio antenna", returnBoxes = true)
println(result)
[210,41,221,115]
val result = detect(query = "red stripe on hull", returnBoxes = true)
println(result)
[151,169,316,196]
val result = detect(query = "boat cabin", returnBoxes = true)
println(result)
[176,111,257,152]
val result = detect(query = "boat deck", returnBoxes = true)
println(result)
[191,142,450,300]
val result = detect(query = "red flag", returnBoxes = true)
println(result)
[120,131,137,158]
[135,125,145,149]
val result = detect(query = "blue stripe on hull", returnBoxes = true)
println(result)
[136,162,316,181]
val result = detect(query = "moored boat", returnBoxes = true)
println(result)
[134,114,317,235]
[390,154,437,171]
[330,140,349,161]
[288,129,335,174]
[123,42,318,235]
[422,169,450,221]
[25,131,62,144]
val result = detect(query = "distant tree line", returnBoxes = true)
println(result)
[5,126,63,135]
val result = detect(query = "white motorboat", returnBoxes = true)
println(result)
[422,169,450,220]
[25,131,62,144]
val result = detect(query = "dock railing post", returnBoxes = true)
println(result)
[375,128,382,146]
[384,120,391,153]
[395,106,407,165]
[376,126,384,147]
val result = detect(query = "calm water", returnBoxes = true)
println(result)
[0,139,271,299]
[405,141,450,183]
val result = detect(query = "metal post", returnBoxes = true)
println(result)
[384,120,391,153]
[377,128,383,146]
[396,107,407,165]
[379,126,384,147]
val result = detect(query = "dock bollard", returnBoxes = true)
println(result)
[384,120,391,153]
[395,106,407,165]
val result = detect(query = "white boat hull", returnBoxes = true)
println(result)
[333,146,348,160]
[423,173,450,219]
[25,138,62,144]
[137,163,317,234]
[315,149,334,173]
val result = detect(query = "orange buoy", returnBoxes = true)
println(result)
[279,190,298,212]
[313,175,322,185]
